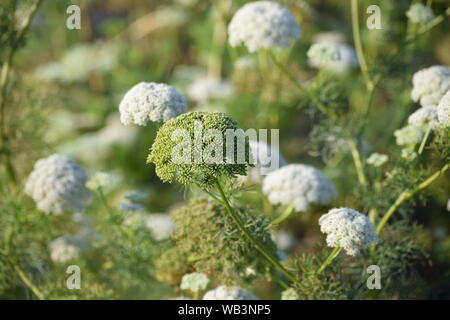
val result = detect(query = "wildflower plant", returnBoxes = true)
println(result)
[1,0,450,302]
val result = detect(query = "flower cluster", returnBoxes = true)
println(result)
[307,43,358,73]
[148,111,251,189]
[48,236,87,263]
[319,208,379,256]
[407,105,439,130]
[25,154,91,215]
[187,77,234,104]
[143,213,175,241]
[411,65,450,107]
[394,125,424,146]
[228,1,301,53]
[119,82,187,126]
[366,153,389,167]
[406,3,435,24]
[437,90,450,126]
[262,164,337,212]
[203,286,259,300]
[281,288,299,300]
[180,272,210,292]
[240,140,287,183]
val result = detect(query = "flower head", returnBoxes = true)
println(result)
[144,213,175,241]
[147,111,251,189]
[187,77,234,104]
[319,208,378,256]
[119,82,187,126]
[437,90,450,126]
[366,153,389,167]
[85,171,114,191]
[408,105,439,130]
[394,125,424,146]
[406,3,435,24]
[281,288,299,300]
[180,272,210,292]
[411,65,450,107]
[307,43,358,73]
[25,154,91,215]
[203,285,259,300]
[48,236,87,263]
[262,164,337,212]
[240,140,287,183]
[228,1,301,53]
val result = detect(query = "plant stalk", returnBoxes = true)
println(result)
[214,179,298,284]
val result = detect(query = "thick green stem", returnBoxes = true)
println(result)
[347,138,367,186]
[272,204,295,225]
[351,0,373,91]
[376,162,450,234]
[317,247,342,274]
[214,180,298,284]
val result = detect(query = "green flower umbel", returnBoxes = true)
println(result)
[147,111,251,189]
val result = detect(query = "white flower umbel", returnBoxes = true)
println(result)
[187,77,233,104]
[366,153,388,167]
[48,236,87,263]
[262,164,337,212]
[203,286,259,300]
[85,171,114,191]
[319,208,378,256]
[406,3,435,24]
[437,90,450,126]
[281,288,299,300]
[25,154,91,215]
[394,125,424,146]
[143,213,175,241]
[408,105,439,130]
[240,140,287,183]
[119,82,187,125]
[411,65,450,107]
[180,272,210,293]
[307,43,358,73]
[228,1,301,53]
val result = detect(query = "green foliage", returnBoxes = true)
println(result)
[148,111,251,189]
[160,197,275,285]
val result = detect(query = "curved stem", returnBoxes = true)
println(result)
[376,162,450,234]
[317,247,342,274]
[267,51,334,119]
[214,180,298,284]
[347,138,367,186]
[13,264,45,300]
[351,0,373,90]
[271,204,295,225]
[418,127,432,155]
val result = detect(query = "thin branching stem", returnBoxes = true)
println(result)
[214,179,298,284]
[347,138,367,186]
[13,263,45,300]
[376,162,450,234]
[271,204,295,225]
[317,247,342,274]
[267,51,334,119]
[351,0,373,91]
